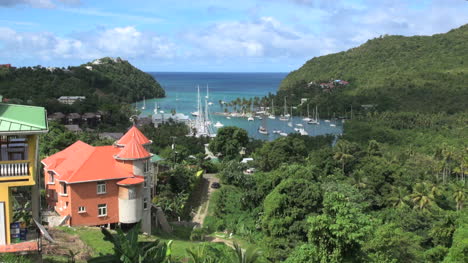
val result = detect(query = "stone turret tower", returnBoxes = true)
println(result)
[115,126,153,234]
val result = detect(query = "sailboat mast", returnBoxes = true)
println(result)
[197,86,201,133]
[284,97,287,116]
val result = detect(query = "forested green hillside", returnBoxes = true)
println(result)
[0,57,164,108]
[278,24,468,113]
[83,57,165,100]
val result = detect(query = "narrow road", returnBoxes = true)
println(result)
[192,173,219,226]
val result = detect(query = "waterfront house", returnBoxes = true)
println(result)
[0,99,48,252]
[42,126,155,234]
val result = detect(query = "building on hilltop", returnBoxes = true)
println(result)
[0,98,48,252]
[42,125,155,233]
[57,96,86,105]
[0,64,13,69]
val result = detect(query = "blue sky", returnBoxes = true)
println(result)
[1,0,467,72]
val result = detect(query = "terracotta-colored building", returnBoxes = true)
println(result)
[42,126,154,233]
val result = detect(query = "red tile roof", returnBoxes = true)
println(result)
[117,126,151,146]
[117,177,144,186]
[42,141,133,183]
[115,137,151,160]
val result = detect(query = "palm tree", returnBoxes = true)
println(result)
[387,186,410,209]
[451,182,466,211]
[409,182,438,211]
[350,170,367,189]
[333,140,354,174]
[367,140,382,157]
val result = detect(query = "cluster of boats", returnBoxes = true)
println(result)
[256,102,338,136]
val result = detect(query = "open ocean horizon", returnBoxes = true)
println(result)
[138,72,343,140]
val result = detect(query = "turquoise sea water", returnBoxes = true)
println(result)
[139,72,343,140]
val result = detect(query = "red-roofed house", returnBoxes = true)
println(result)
[42,126,154,233]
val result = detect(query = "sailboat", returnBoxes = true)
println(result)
[206,85,214,106]
[193,86,214,137]
[308,106,320,125]
[279,98,289,121]
[141,97,146,110]
[247,101,254,121]
[303,104,312,122]
[258,115,269,135]
[287,106,293,127]
[153,102,158,114]
[214,121,224,128]
[330,113,337,127]
[269,100,276,119]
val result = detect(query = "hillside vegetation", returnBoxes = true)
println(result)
[0,57,164,107]
[278,24,468,113]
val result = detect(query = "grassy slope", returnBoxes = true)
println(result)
[48,226,212,261]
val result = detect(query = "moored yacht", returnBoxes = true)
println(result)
[258,126,268,135]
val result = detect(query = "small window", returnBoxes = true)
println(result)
[144,160,151,173]
[128,188,136,200]
[49,172,54,183]
[143,198,148,210]
[98,204,107,217]
[97,181,106,194]
[61,183,67,195]
[143,178,147,188]
[78,206,86,213]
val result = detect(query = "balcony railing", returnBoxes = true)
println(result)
[0,162,30,177]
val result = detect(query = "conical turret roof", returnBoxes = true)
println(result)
[117,125,151,146]
[115,136,151,160]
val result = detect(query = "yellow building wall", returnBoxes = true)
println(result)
[0,185,12,244]
[0,134,38,244]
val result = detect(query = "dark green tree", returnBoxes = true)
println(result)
[209,126,249,160]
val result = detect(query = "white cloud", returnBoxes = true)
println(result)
[184,17,338,59]
[0,26,177,63]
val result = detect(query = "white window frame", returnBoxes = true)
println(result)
[97,181,106,194]
[78,206,86,213]
[98,204,107,217]
[48,172,55,184]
